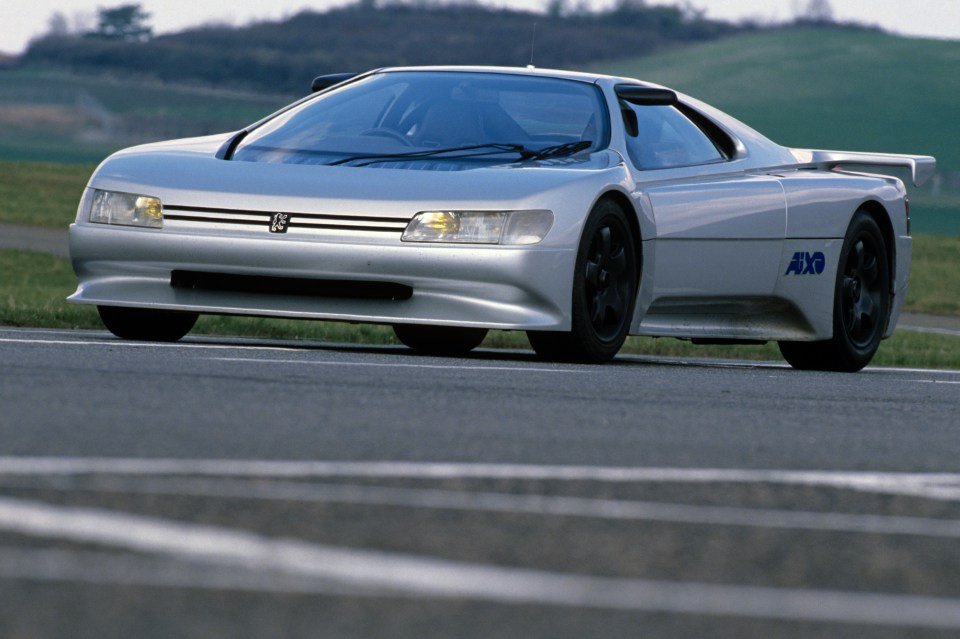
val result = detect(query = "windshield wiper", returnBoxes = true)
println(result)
[520,140,593,161]
[328,143,530,167]
[328,140,594,167]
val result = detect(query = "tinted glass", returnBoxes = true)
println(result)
[233,71,609,166]
[622,103,724,170]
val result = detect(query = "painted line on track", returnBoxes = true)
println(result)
[4,330,959,376]
[3,457,960,500]
[1,495,959,628]
[17,475,960,539]
[0,546,367,597]
[207,356,584,374]
[0,336,303,353]
[899,324,960,338]
[0,336,579,374]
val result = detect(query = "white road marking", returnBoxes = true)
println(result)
[207,356,582,373]
[0,337,303,353]
[0,336,578,373]
[899,325,960,338]
[1,495,960,628]
[0,547,366,596]
[4,329,960,376]
[21,475,960,539]
[906,379,960,385]
[3,457,960,500]
[864,365,960,375]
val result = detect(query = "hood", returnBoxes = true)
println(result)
[89,136,625,217]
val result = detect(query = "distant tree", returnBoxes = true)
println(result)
[800,0,834,22]
[46,12,70,36]
[546,0,568,18]
[677,1,706,22]
[92,4,153,41]
[614,0,647,12]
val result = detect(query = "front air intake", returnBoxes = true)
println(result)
[171,271,412,301]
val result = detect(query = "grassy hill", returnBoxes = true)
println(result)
[594,28,960,235]
[22,4,735,95]
[595,28,959,170]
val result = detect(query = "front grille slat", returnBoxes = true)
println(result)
[163,205,409,234]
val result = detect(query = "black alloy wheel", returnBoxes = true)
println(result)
[528,199,638,363]
[778,210,890,372]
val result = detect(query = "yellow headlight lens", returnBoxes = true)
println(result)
[136,196,163,221]
[402,210,552,245]
[417,211,460,239]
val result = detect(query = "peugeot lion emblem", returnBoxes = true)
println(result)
[270,212,290,233]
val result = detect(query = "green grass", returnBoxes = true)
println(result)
[0,162,94,227]
[0,250,100,328]
[906,234,960,315]
[908,190,960,236]
[2,244,958,369]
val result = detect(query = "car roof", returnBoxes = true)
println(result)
[372,65,656,87]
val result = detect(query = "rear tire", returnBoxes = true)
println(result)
[778,210,890,372]
[528,199,638,363]
[393,324,487,356]
[97,306,198,342]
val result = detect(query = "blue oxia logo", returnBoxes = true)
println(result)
[785,251,825,275]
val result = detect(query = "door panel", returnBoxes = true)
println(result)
[644,175,787,299]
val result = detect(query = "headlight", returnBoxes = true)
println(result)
[85,189,163,228]
[402,210,553,245]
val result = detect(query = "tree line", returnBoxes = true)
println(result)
[19,1,863,95]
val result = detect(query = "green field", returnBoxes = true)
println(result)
[0,67,290,164]
[0,162,93,226]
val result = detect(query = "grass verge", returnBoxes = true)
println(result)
[2,248,958,369]
[0,162,94,227]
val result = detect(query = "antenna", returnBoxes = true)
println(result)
[528,22,537,68]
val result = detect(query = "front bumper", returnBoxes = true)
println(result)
[68,223,575,330]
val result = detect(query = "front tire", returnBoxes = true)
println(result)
[97,306,198,342]
[528,199,638,363]
[393,324,488,356]
[778,210,890,372]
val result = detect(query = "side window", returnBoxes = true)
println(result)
[622,103,725,170]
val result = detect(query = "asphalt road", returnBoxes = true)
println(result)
[2,327,960,638]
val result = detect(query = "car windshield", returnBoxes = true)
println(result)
[232,71,609,167]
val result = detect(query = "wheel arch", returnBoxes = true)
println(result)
[594,189,644,282]
[856,199,897,295]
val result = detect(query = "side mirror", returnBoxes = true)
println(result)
[615,85,678,106]
[311,72,358,93]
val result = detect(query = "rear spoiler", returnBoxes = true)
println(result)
[791,149,936,187]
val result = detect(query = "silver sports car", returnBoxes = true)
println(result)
[68,66,935,370]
